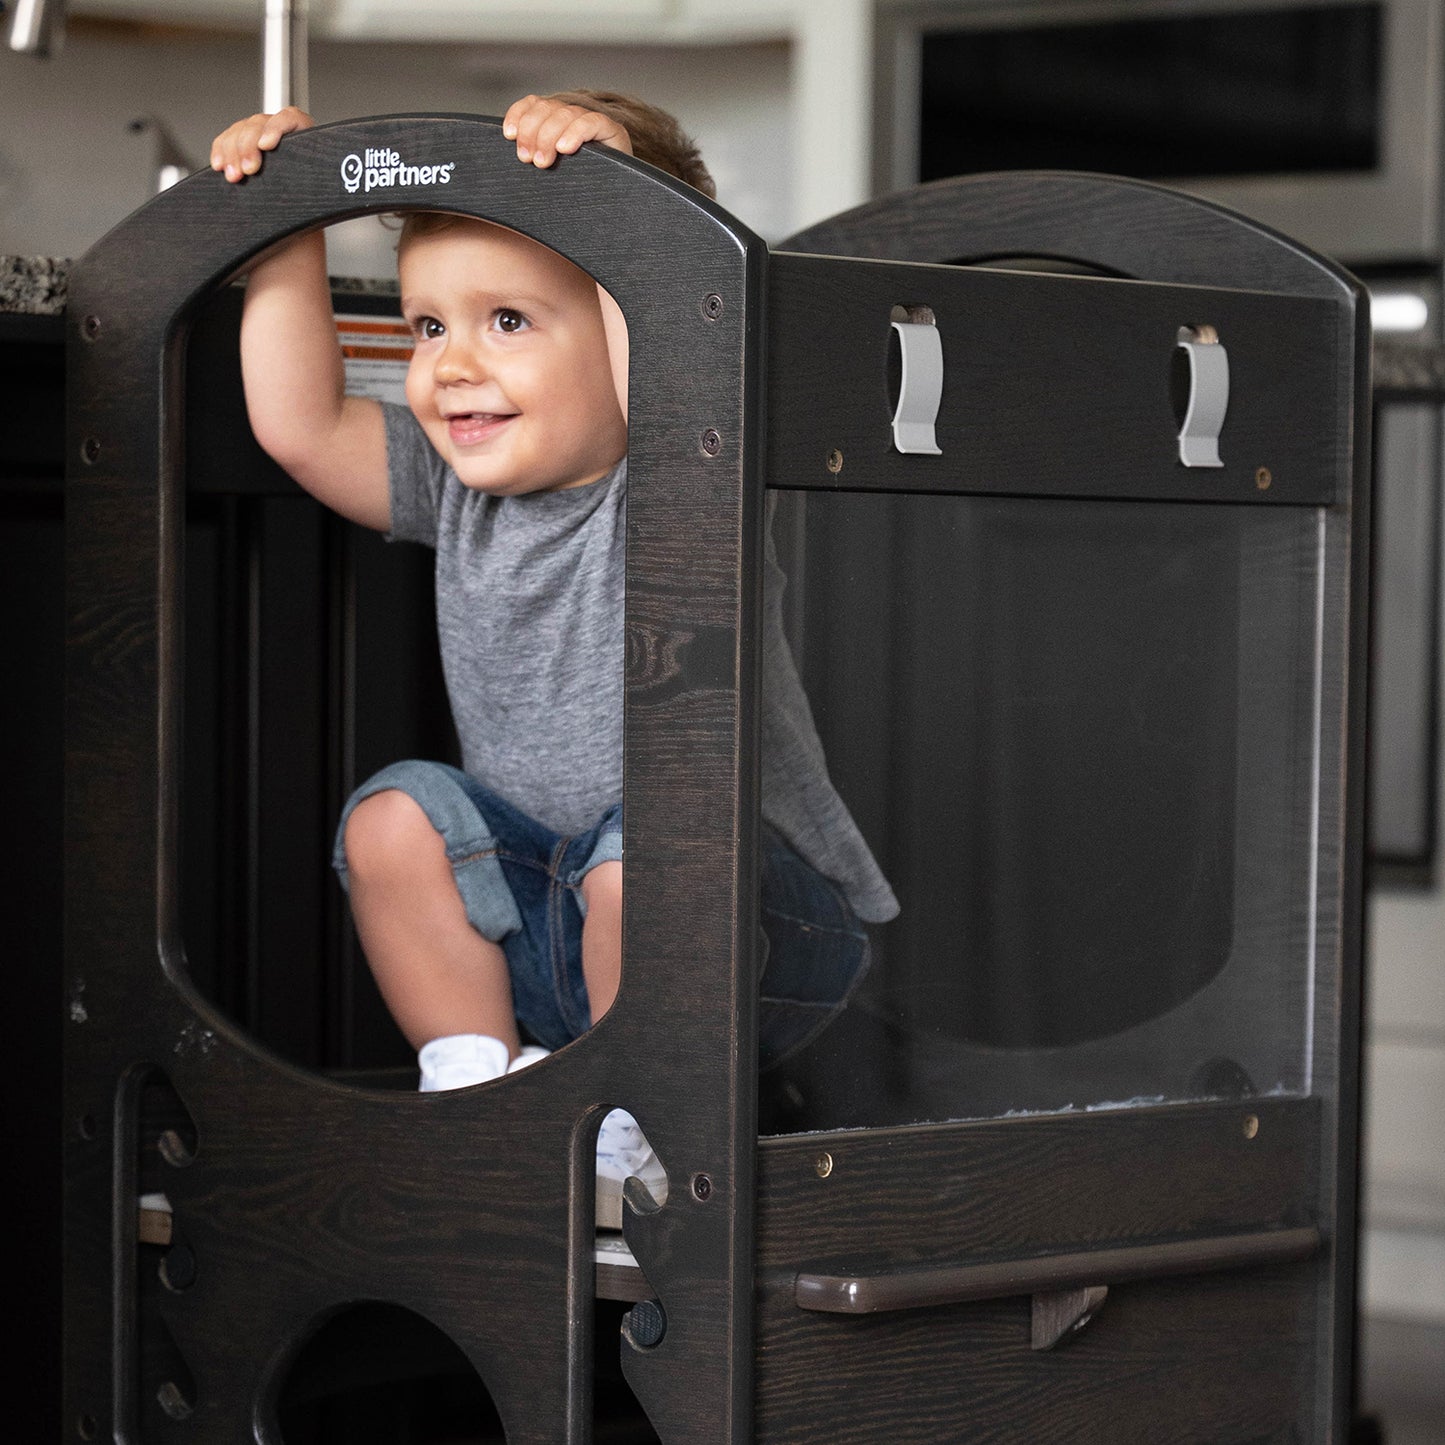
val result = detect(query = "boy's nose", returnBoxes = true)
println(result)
[434,339,484,385]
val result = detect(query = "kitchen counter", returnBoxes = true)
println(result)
[1,256,68,316]
[2,255,400,320]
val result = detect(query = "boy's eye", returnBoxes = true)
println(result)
[417,317,444,340]
[494,309,528,334]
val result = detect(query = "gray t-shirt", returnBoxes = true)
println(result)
[384,403,898,923]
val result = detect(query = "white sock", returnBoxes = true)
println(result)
[417,1033,510,1092]
[507,1045,551,1074]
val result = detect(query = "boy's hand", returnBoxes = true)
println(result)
[210,107,315,183]
[502,94,633,169]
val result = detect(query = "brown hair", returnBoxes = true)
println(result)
[398,89,713,251]
[544,89,715,198]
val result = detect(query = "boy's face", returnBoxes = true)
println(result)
[399,219,627,496]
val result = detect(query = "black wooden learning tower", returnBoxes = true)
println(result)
[65,116,1370,1441]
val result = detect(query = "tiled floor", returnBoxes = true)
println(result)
[1359,1315,1445,1444]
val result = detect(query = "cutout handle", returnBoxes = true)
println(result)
[891,316,944,456]
[1176,324,1229,468]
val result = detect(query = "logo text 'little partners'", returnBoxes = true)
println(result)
[341,148,456,195]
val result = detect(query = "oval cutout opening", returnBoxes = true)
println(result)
[274,1302,504,1443]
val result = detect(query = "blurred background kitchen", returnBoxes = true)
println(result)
[3,1,1441,1439]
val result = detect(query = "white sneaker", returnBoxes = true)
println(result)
[595,1108,668,1230]
[417,1034,510,1092]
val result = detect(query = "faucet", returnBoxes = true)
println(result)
[263,0,309,113]
[5,0,66,57]
[130,116,197,194]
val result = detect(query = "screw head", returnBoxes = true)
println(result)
[626,1298,667,1348]
[815,1151,834,1178]
[1242,1114,1260,1140]
[702,293,724,320]
[701,428,722,457]
[158,1243,197,1292]
[1255,467,1272,490]
[691,1171,713,1201]
[826,449,844,475]
[82,314,102,341]
[80,437,102,465]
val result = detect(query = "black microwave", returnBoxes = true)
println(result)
[875,0,1440,266]
[874,0,1442,879]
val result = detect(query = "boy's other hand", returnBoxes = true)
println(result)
[502,95,633,169]
[210,107,315,183]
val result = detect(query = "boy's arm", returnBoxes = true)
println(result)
[212,110,390,532]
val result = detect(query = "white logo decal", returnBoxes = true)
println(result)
[341,147,456,196]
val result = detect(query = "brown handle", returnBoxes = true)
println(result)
[794,1225,1320,1315]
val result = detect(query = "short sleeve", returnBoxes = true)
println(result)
[382,401,446,547]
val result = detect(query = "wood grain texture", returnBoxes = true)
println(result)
[63,129,1369,1443]
[781,170,1360,303]
[766,252,1343,505]
[754,1102,1321,1442]
[761,169,1369,1444]
[65,114,765,1444]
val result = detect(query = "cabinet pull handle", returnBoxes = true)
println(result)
[794,1224,1319,1315]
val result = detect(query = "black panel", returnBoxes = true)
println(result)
[919,3,1381,182]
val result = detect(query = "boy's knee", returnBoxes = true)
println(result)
[580,858,622,914]
[344,789,443,881]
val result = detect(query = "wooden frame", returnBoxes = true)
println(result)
[65,115,764,1443]
[65,129,1369,1442]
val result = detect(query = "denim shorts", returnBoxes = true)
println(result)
[333,760,869,1069]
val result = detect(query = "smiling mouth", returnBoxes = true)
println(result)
[446,412,517,446]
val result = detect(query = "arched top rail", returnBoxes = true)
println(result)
[783,169,1362,303]
[70,112,761,333]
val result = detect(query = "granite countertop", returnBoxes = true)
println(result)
[2,256,69,316]
[2,256,400,319]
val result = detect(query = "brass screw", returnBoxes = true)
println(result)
[815,1151,833,1178]
[1243,1114,1260,1140]
[826,449,844,475]
[1255,467,1272,490]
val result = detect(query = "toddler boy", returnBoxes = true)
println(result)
[210,92,896,1228]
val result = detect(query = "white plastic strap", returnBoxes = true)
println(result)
[891,320,944,456]
[1176,325,1229,468]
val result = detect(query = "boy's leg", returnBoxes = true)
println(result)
[344,787,521,1058]
[579,859,623,1024]
[757,825,871,1072]
[570,844,666,1225]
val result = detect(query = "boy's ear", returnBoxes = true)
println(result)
[599,285,629,424]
